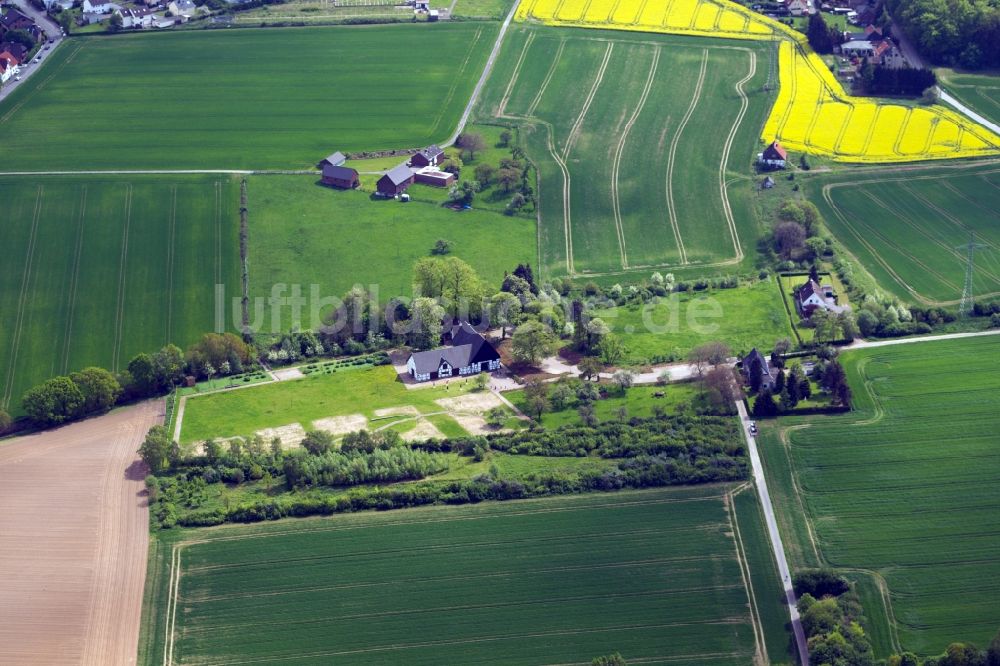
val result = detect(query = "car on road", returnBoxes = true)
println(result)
[749,421,758,435]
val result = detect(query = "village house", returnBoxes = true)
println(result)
[742,348,776,390]
[757,140,787,169]
[117,6,158,27]
[320,164,359,189]
[410,145,444,168]
[0,7,36,34]
[0,40,26,63]
[406,321,501,383]
[0,51,19,83]
[795,278,848,317]
[784,0,813,16]
[318,151,346,168]
[376,163,415,197]
[82,0,116,13]
[167,0,196,16]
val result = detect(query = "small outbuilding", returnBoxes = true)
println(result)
[376,163,415,196]
[410,145,444,168]
[762,175,775,189]
[319,151,346,168]
[414,167,455,187]
[321,164,360,189]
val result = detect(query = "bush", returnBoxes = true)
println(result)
[794,569,850,598]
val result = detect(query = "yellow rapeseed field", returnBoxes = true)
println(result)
[516,0,1000,162]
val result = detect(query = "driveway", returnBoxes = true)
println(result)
[0,0,64,104]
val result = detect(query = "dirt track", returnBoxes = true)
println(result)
[0,400,162,666]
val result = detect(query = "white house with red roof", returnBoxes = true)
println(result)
[757,140,787,169]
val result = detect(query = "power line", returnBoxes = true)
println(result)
[956,231,986,317]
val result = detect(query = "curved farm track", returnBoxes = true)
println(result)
[0,400,162,665]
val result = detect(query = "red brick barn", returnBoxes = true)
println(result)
[410,145,444,168]
[321,164,359,189]
[376,164,415,196]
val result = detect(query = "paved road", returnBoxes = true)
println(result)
[443,0,521,147]
[939,89,1000,136]
[736,399,810,666]
[847,327,1000,350]
[0,0,63,104]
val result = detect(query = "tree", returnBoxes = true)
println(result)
[431,238,452,255]
[704,366,743,407]
[523,379,549,419]
[987,628,1000,666]
[773,221,807,259]
[22,376,85,426]
[473,163,495,187]
[592,653,627,666]
[598,334,626,366]
[128,353,158,396]
[773,367,786,394]
[457,132,486,159]
[612,369,635,393]
[511,320,555,366]
[747,355,764,394]
[806,12,834,53]
[485,406,506,429]
[70,367,122,415]
[412,256,487,316]
[688,341,731,375]
[109,11,123,31]
[578,402,597,426]
[138,425,175,474]
[752,387,779,417]
[549,381,574,410]
[301,430,335,455]
[448,180,479,206]
[489,291,522,338]
[204,439,223,464]
[0,408,11,433]
[504,192,527,215]
[579,356,603,382]
[406,297,446,350]
[499,129,512,147]
[496,167,520,193]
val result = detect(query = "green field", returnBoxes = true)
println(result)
[509,382,702,428]
[0,175,239,415]
[0,23,497,170]
[180,364,488,443]
[245,175,536,330]
[451,0,516,18]
[139,486,792,665]
[475,26,773,278]
[589,279,795,364]
[809,163,1000,307]
[758,335,1000,655]
[937,69,1000,128]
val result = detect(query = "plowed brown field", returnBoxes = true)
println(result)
[0,400,162,665]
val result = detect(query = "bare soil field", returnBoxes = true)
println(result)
[0,401,162,665]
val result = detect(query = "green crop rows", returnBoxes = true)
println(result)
[476,27,772,278]
[0,23,497,170]
[810,163,1000,307]
[0,175,240,415]
[769,335,1000,654]
[140,486,790,665]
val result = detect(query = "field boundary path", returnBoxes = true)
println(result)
[736,399,810,666]
[847,327,1000,350]
[938,90,1000,137]
[444,0,522,147]
[0,400,162,665]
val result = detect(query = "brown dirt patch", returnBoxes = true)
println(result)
[434,392,504,414]
[400,418,446,442]
[0,400,162,665]
[373,406,420,418]
[256,422,307,448]
[311,414,368,436]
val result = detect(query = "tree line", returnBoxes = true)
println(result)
[885,0,1000,69]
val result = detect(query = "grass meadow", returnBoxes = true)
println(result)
[809,163,1000,307]
[0,23,497,170]
[589,279,795,364]
[476,26,773,278]
[0,175,239,415]
[139,486,792,665]
[245,175,536,331]
[179,364,481,443]
[509,383,702,428]
[757,335,1000,656]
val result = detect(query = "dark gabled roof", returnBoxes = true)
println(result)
[763,141,787,161]
[418,145,443,159]
[797,279,821,302]
[409,344,473,375]
[322,151,346,166]
[744,348,772,380]
[380,163,414,186]
[322,164,357,180]
[450,320,482,346]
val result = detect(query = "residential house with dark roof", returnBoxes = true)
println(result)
[321,164,359,189]
[742,348,776,390]
[795,278,848,317]
[757,140,787,169]
[406,321,501,382]
[319,151,346,168]
[410,145,444,168]
[376,163,415,196]
[0,8,35,33]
